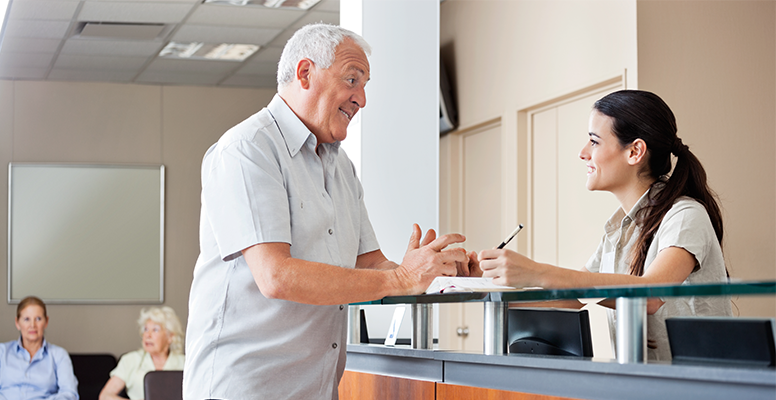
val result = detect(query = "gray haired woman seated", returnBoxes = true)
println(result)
[99,306,185,400]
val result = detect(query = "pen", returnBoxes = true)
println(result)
[497,224,524,249]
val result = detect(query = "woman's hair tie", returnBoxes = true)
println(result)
[672,137,688,156]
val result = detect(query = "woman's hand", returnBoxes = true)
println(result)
[456,250,482,277]
[478,249,545,288]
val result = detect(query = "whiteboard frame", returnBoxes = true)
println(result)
[7,163,165,304]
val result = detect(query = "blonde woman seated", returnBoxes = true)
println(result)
[99,306,184,400]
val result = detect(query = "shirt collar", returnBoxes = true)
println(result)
[266,94,341,157]
[14,336,49,357]
[603,186,655,235]
[267,94,314,157]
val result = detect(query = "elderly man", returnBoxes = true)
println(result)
[183,23,473,400]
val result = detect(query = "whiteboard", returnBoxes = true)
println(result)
[8,164,164,303]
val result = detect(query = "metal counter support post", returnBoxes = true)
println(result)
[411,304,433,349]
[347,305,361,345]
[483,301,508,355]
[616,297,647,363]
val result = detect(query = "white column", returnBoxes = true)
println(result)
[341,0,440,262]
[341,0,441,343]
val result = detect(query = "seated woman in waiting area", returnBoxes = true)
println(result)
[99,306,185,400]
[0,295,79,400]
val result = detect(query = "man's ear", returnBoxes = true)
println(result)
[627,138,648,166]
[296,59,313,90]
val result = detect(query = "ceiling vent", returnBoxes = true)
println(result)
[73,22,172,41]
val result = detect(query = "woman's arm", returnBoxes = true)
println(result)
[46,348,79,400]
[99,376,128,400]
[479,246,696,289]
[481,247,694,314]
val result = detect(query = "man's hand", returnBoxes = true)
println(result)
[456,250,482,277]
[391,224,467,295]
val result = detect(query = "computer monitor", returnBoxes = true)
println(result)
[507,308,593,358]
[666,317,776,366]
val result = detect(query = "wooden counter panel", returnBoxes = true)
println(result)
[437,382,579,400]
[339,370,435,400]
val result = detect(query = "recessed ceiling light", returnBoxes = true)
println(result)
[159,42,260,61]
[202,0,322,11]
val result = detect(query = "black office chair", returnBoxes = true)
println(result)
[69,353,117,400]
[666,317,776,366]
[144,370,184,400]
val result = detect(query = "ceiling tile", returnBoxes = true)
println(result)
[235,60,276,75]
[0,66,50,80]
[313,0,339,13]
[0,37,63,53]
[290,10,338,29]
[83,0,197,3]
[249,45,282,63]
[220,74,276,88]
[48,68,137,82]
[144,57,239,74]
[9,1,81,21]
[61,39,163,57]
[187,4,305,28]
[0,51,55,68]
[135,70,224,86]
[54,54,149,69]
[4,19,72,39]
[78,1,196,23]
[266,27,295,48]
[171,25,282,45]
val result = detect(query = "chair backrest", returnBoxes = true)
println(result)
[144,370,184,400]
[69,353,117,400]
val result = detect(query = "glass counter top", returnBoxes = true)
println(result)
[354,280,776,305]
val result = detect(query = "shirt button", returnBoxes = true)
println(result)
[339,305,344,310]
[332,343,338,349]
[328,228,333,235]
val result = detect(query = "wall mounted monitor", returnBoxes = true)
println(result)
[8,163,164,304]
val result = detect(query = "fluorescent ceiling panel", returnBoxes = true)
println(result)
[203,0,321,11]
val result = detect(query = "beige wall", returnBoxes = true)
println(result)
[0,80,275,356]
[637,1,776,317]
[441,0,775,318]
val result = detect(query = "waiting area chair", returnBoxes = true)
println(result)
[144,370,184,400]
[69,353,117,400]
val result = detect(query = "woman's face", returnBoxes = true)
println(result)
[15,305,48,345]
[142,319,171,357]
[579,111,632,193]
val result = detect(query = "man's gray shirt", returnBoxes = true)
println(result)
[183,94,380,400]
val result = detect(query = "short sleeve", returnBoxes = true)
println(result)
[653,199,715,268]
[202,139,292,261]
[110,352,136,383]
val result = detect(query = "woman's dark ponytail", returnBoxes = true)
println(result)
[593,90,724,276]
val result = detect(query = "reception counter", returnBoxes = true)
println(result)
[341,281,776,399]
[341,344,776,400]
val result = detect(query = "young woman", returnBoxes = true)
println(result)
[99,306,185,400]
[0,296,79,400]
[478,90,732,360]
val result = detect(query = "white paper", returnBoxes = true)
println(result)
[425,277,517,294]
[383,306,406,346]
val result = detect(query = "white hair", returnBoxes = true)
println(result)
[137,306,184,355]
[277,23,371,90]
